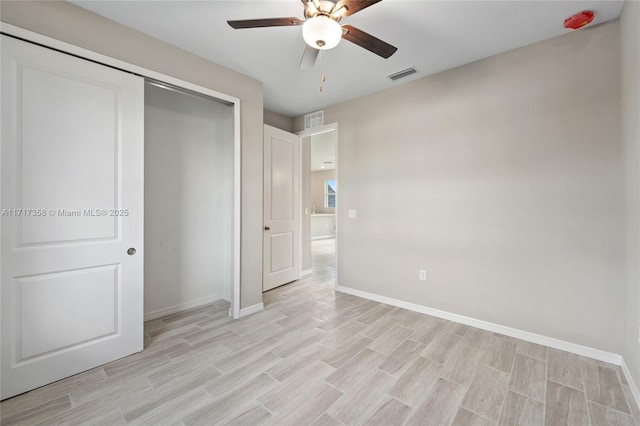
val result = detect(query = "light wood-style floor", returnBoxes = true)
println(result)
[1,238,638,425]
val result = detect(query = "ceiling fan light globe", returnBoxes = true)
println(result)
[302,16,342,50]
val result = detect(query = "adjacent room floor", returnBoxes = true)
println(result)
[1,239,638,425]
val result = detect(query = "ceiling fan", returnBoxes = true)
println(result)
[227,0,397,69]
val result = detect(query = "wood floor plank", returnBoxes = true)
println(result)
[452,407,496,426]
[622,383,640,425]
[365,397,413,426]
[266,342,326,382]
[405,378,466,426]
[324,348,385,392]
[328,368,396,424]
[121,366,222,422]
[547,348,584,391]
[361,313,402,339]
[127,387,214,425]
[260,360,335,413]
[442,320,472,337]
[271,383,342,425]
[461,364,510,422]
[0,368,105,420]
[355,303,395,324]
[440,344,485,386]
[202,351,281,396]
[388,356,443,407]
[1,395,71,426]
[225,404,272,426]
[498,390,544,426]
[461,328,493,350]
[320,336,374,368]
[515,340,547,361]
[102,351,173,380]
[588,401,635,426]
[35,403,125,426]
[368,325,414,356]
[184,373,277,424]
[69,374,152,409]
[213,337,279,373]
[421,331,463,364]
[394,310,434,330]
[311,413,342,426]
[378,338,425,376]
[482,335,517,373]
[545,380,590,425]
[580,358,631,413]
[409,320,445,346]
[508,353,546,402]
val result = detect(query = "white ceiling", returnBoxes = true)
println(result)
[71,0,624,117]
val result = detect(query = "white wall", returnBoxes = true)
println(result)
[0,0,264,310]
[144,83,233,316]
[312,215,336,240]
[311,170,336,214]
[295,21,624,354]
[621,0,640,386]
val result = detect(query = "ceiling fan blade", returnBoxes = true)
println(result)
[299,44,320,70]
[333,0,382,17]
[227,17,304,29]
[341,24,397,58]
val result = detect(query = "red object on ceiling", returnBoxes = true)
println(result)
[564,10,595,30]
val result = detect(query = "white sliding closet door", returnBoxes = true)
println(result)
[1,36,144,399]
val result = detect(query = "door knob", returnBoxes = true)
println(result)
[127,248,136,255]
[264,226,270,231]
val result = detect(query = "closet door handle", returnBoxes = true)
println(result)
[264,226,270,231]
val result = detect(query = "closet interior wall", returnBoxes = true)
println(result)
[144,82,234,319]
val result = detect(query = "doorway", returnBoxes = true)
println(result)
[144,81,235,320]
[300,125,338,285]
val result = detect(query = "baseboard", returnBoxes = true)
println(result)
[301,269,313,277]
[144,294,225,321]
[621,359,640,412]
[335,285,622,365]
[312,235,335,240]
[239,302,264,318]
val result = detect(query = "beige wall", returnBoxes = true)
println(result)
[264,109,294,133]
[622,0,640,387]
[311,170,336,214]
[295,22,624,353]
[0,0,265,309]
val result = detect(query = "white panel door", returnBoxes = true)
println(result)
[1,36,144,399]
[263,125,300,291]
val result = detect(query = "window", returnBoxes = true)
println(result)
[325,179,336,208]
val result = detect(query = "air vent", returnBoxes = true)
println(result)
[388,67,418,81]
[304,110,324,129]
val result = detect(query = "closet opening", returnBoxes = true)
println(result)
[144,80,237,321]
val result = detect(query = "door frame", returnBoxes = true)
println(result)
[297,122,339,287]
[0,23,242,319]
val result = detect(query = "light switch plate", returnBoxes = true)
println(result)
[348,209,357,219]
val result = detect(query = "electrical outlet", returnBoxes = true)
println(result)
[419,270,427,281]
